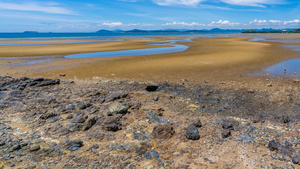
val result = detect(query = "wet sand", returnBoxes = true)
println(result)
[1,35,299,85]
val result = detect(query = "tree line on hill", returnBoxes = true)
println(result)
[242,28,300,33]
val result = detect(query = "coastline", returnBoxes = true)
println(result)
[0,34,299,168]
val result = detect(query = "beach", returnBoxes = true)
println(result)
[0,34,300,168]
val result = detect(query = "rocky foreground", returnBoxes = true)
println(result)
[0,76,299,169]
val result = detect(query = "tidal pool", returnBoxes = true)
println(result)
[65,38,191,59]
[264,59,300,76]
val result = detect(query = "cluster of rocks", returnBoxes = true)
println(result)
[0,76,299,168]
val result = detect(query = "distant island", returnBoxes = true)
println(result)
[23,31,39,33]
[96,28,242,34]
[242,28,300,33]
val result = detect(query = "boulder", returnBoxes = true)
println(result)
[82,116,98,131]
[186,124,200,140]
[292,155,300,165]
[152,124,175,139]
[102,115,122,132]
[268,140,281,151]
[222,118,239,130]
[221,129,231,138]
[107,102,129,116]
[64,140,83,151]
[146,83,159,92]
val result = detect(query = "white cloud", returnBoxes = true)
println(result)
[152,0,205,6]
[103,22,123,27]
[248,19,300,27]
[210,20,240,26]
[219,0,285,7]
[152,0,285,7]
[163,21,204,26]
[0,2,73,14]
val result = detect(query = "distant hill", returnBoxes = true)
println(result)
[23,31,38,33]
[95,28,243,34]
[96,29,114,33]
[242,28,299,33]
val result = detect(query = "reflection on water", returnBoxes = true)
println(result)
[264,59,300,76]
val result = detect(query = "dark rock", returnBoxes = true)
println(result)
[107,102,129,116]
[87,144,99,151]
[29,145,40,152]
[152,124,175,139]
[268,140,281,151]
[66,114,73,119]
[0,141,5,146]
[64,140,83,151]
[275,114,290,123]
[292,155,300,164]
[28,78,60,87]
[146,83,159,92]
[66,123,83,132]
[253,114,265,123]
[47,116,61,123]
[40,112,58,120]
[105,91,128,102]
[222,118,239,130]
[221,129,231,138]
[82,116,98,131]
[9,144,21,152]
[70,116,87,123]
[9,91,25,98]
[77,102,92,110]
[144,151,160,161]
[102,115,122,132]
[186,124,199,140]
[153,96,159,101]
[192,118,202,127]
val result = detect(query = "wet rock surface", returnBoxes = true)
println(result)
[0,76,299,168]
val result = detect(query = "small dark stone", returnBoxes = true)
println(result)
[186,124,199,140]
[153,96,159,101]
[0,141,5,146]
[82,116,98,131]
[146,83,159,92]
[268,140,281,151]
[70,116,86,123]
[292,155,300,164]
[102,115,122,132]
[9,144,21,152]
[222,118,239,130]
[29,145,40,152]
[64,140,83,151]
[192,118,202,127]
[66,114,73,119]
[152,124,175,139]
[105,92,128,102]
[221,129,231,138]
[144,151,160,161]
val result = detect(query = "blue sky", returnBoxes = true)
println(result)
[0,0,299,32]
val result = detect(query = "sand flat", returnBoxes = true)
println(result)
[1,36,299,83]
